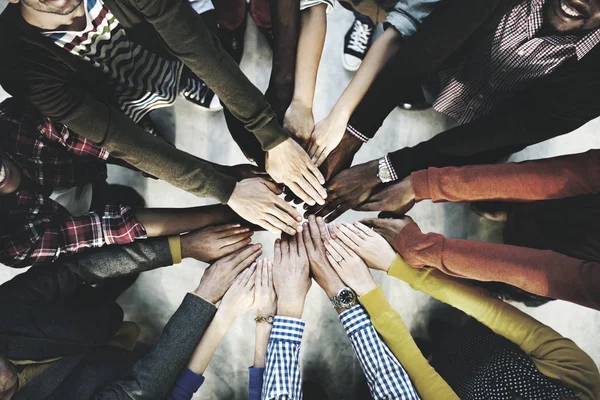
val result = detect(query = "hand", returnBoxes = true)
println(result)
[284,100,315,147]
[307,113,348,167]
[305,160,381,222]
[195,244,262,304]
[329,221,396,272]
[356,176,415,214]
[302,215,345,298]
[254,259,277,317]
[360,215,415,248]
[219,264,257,320]
[319,132,363,182]
[223,163,267,182]
[265,138,327,206]
[181,224,254,262]
[323,237,377,297]
[227,178,302,236]
[272,234,312,318]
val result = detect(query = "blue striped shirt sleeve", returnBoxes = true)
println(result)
[340,306,420,400]
[262,316,305,400]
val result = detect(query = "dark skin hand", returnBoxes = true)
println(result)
[305,159,381,222]
[360,215,415,248]
[356,176,416,215]
[319,132,363,182]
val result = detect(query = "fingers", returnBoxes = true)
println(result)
[354,201,383,212]
[295,224,306,258]
[213,223,243,233]
[273,239,282,264]
[219,231,254,246]
[315,216,329,239]
[267,260,274,288]
[353,221,376,237]
[314,146,331,168]
[314,197,343,219]
[260,219,285,236]
[303,170,328,203]
[219,237,253,257]
[359,218,385,230]
[325,237,352,259]
[336,223,363,250]
[307,156,326,185]
[232,244,263,272]
[325,251,343,275]
[324,239,342,261]
[256,259,265,287]
[302,221,315,250]
[241,263,256,287]
[294,175,326,207]
[267,208,300,236]
[287,182,313,206]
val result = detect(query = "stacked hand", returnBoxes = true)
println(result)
[219,264,257,320]
[272,233,312,318]
[284,100,315,147]
[265,138,327,206]
[361,215,415,249]
[181,223,254,262]
[195,244,262,304]
[356,176,416,215]
[307,113,348,167]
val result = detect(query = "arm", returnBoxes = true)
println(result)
[248,324,269,400]
[283,3,327,145]
[410,149,600,203]
[262,317,305,400]
[386,253,600,400]
[359,287,458,400]
[339,305,420,400]
[264,0,301,120]
[394,222,600,311]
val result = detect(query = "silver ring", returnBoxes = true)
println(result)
[334,256,343,263]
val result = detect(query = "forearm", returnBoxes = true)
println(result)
[186,311,234,375]
[291,4,327,110]
[359,287,459,400]
[411,149,600,203]
[135,205,238,237]
[253,323,272,368]
[329,28,404,122]
[394,223,600,310]
[266,0,301,117]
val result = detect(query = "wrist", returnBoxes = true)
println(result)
[213,308,237,327]
[194,286,220,305]
[330,104,352,122]
[366,159,383,187]
[353,281,378,297]
[290,96,313,111]
[277,300,305,319]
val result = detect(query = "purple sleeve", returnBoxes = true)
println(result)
[168,368,205,400]
[248,367,265,400]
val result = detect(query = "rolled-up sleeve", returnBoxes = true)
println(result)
[300,0,334,12]
[385,0,442,37]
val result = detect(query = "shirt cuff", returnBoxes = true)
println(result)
[248,367,265,397]
[383,155,400,181]
[339,305,372,336]
[170,368,205,399]
[346,124,370,143]
[168,235,182,264]
[271,317,305,343]
[411,170,431,202]
[102,205,148,244]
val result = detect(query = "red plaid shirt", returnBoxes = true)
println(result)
[0,98,146,268]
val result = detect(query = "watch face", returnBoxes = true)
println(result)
[337,288,356,307]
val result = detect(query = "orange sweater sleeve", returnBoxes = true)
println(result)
[393,222,600,311]
[411,149,600,203]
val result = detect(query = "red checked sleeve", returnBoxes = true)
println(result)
[411,149,600,203]
[2,205,146,267]
[393,222,600,311]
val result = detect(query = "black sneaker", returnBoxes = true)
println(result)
[342,17,375,72]
[217,12,247,64]
[179,76,222,112]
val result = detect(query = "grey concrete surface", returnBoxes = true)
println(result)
[1,2,599,399]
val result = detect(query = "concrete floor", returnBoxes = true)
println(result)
[1,3,599,399]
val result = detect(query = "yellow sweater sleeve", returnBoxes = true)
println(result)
[387,255,600,400]
[359,286,459,400]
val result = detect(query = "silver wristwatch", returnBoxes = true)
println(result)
[377,157,393,183]
[330,287,358,309]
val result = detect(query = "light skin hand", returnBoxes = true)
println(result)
[360,216,415,251]
[227,178,302,236]
[181,224,254,262]
[308,112,349,167]
[306,159,380,222]
[356,176,416,214]
[218,264,257,321]
[302,215,346,299]
[194,244,263,304]
[329,222,396,272]
[265,138,327,206]
[284,100,315,147]
[323,237,377,297]
[272,234,312,319]
[254,259,277,317]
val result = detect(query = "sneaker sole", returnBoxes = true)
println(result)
[341,53,362,72]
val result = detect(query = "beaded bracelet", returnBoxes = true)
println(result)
[254,315,275,324]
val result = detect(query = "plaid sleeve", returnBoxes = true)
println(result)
[3,204,147,267]
[262,317,305,400]
[340,306,420,400]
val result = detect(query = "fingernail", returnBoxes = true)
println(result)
[296,216,302,222]
[317,199,325,205]
[303,222,308,227]
[308,200,316,206]
[234,224,241,227]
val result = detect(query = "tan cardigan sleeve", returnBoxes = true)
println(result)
[387,254,600,400]
[359,286,459,400]
[393,222,600,311]
[411,149,600,203]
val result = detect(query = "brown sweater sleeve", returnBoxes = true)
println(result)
[394,222,600,311]
[411,149,600,203]
[129,0,289,151]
